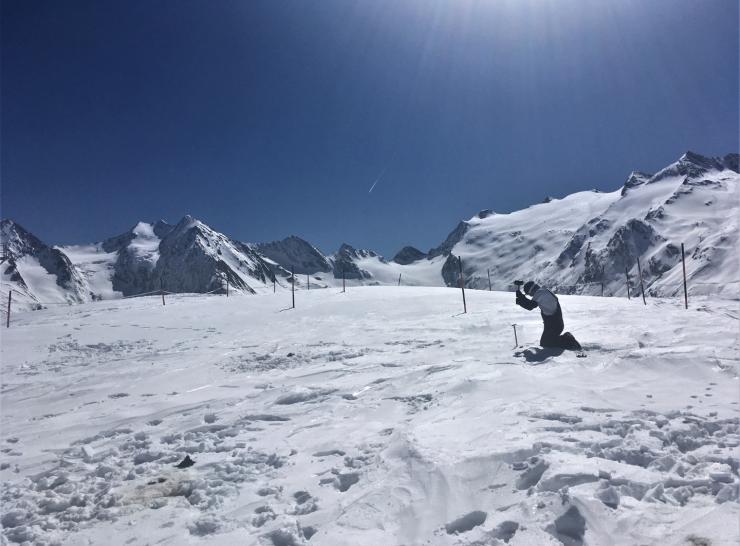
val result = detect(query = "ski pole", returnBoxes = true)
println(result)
[681,243,688,309]
[512,324,518,347]
[458,256,467,314]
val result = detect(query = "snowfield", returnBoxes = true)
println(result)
[1,287,738,545]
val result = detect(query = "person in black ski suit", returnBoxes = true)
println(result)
[515,281,581,350]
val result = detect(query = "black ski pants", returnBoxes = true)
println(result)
[540,305,581,350]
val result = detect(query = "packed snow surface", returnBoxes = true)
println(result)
[1,287,738,545]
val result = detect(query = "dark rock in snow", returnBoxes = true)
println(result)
[0,219,88,303]
[441,254,463,287]
[175,455,195,469]
[605,219,662,270]
[152,220,174,238]
[620,171,652,196]
[257,235,332,274]
[392,246,426,265]
[428,221,469,258]
[723,152,739,172]
[330,243,378,279]
[549,506,586,544]
[649,151,730,184]
[103,215,282,296]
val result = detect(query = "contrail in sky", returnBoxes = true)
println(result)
[368,168,386,193]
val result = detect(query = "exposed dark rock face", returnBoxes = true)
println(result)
[101,230,135,253]
[557,217,611,269]
[428,221,469,258]
[557,230,589,268]
[331,244,376,280]
[152,220,174,239]
[0,219,88,302]
[723,153,739,172]
[257,236,332,274]
[620,171,652,196]
[604,219,662,271]
[441,254,462,287]
[392,246,426,265]
[150,216,274,294]
[650,151,734,184]
[104,216,281,296]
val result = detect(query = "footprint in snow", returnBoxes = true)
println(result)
[290,491,319,514]
[444,510,487,535]
[312,449,346,458]
[321,472,360,492]
[251,505,276,528]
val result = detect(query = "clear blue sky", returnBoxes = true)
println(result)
[2,0,737,256]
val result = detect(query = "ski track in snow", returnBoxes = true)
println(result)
[0,287,738,545]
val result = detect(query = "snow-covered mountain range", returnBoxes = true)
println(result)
[1,151,737,309]
[443,151,738,298]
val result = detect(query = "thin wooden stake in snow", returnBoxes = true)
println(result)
[273,276,276,293]
[512,324,518,347]
[625,267,631,300]
[161,279,165,306]
[637,258,646,306]
[307,274,310,291]
[6,290,11,328]
[458,256,467,314]
[487,268,492,291]
[342,267,346,293]
[397,273,401,286]
[601,281,604,297]
[226,278,229,297]
[681,243,688,309]
[291,266,295,309]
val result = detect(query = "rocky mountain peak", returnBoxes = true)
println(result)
[621,171,653,196]
[257,235,332,275]
[679,150,717,168]
[651,151,726,184]
[168,214,203,237]
[722,153,739,173]
[152,220,173,238]
[392,246,426,265]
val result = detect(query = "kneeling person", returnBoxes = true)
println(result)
[515,281,581,351]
